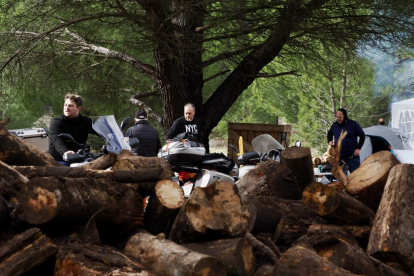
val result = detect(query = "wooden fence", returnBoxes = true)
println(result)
[227,122,292,162]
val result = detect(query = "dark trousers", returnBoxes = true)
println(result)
[340,155,360,173]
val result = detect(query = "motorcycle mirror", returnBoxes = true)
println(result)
[120,116,131,131]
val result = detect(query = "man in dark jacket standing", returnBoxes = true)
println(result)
[48,93,97,162]
[166,103,201,141]
[125,110,161,157]
[327,108,365,173]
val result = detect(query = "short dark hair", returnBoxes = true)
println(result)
[65,93,83,107]
[378,118,385,125]
[135,110,148,119]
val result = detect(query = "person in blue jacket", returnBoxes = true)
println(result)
[327,108,365,173]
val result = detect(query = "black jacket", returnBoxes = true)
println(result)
[166,117,200,141]
[48,114,97,161]
[126,120,161,157]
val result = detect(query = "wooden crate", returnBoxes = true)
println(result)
[227,122,291,162]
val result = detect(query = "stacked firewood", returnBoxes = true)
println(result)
[1,117,413,276]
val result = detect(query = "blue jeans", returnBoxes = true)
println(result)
[340,156,360,173]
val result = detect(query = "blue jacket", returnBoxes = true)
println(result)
[327,119,365,157]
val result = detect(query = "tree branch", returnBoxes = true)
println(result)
[203,70,231,83]
[244,71,300,78]
[0,13,126,72]
[129,96,163,124]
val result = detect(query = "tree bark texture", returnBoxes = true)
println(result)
[254,265,275,276]
[0,228,58,276]
[243,195,325,236]
[0,160,29,199]
[80,152,118,170]
[281,147,315,193]
[125,230,227,276]
[143,179,185,235]
[245,233,279,266]
[168,181,249,244]
[346,150,399,211]
[236,160,301,200]
[16,177,143,238]
[0,194,8,223]
[111,155,172,181]
[0,124,59,166]
[55,243,153,276]
[273,246,357,276]
[308,224,371,241]
[367,164,414,274]
[293,232,381,276]
[12,165,164,185]
[183,238,256,276]
[302,182,375,225]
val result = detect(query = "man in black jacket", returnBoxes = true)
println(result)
[125,110,161,157]
[48,93,97,162]
[166,103,201,141]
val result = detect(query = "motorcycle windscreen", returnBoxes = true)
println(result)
[252,134,285,154]
[92,115,131,154]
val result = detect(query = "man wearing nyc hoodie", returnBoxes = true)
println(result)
[166,103,201,141]
[327,108,365,173]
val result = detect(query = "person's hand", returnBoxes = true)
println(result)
[64,150,75,156]
[354,149,360,156]
[329,141,334,147]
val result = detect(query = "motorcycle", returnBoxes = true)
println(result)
[60,115,138,166]
[232,134,286,179]
[158,132,236,197]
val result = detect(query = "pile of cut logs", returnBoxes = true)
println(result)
[1,117,413,276]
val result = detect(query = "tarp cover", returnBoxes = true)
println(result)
[360,125,412,163]
[391,98,414,148]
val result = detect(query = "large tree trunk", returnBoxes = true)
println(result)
[0,228,58,276]
[143,179,185,235]
[280,147,315,193]
[302,182,375,225]
[55,243,153,276]
[125,230,227,276]
[168,181,249,244]
[367,164,414,274]
[346,150,399,211]
[0,120,59,166]
[16,177,143,241]
[273,246,357,275]
[183,238,256,276]
[236,160,301,200]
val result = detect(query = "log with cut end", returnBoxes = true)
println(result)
[55,243,153,276]
[346,150,399,211]
[367,164,414,274]
[168,181,250,244]
[0,160,29,197]
[293,232,404,276]
[112,155,172,180]
[274,216,319,250]
[16,176,143,239]
[0,122,59,166]
[0,228,58,276]
[125,230,227,276]
[302,182,375,225]
[281,147,315,193]
[183,237,256,276]
[273,246,357,275]
[236,160,301,200]
[80,152,118,170]
[143,179,185,235]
